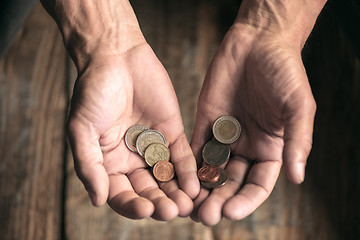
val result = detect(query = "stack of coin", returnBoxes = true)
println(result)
[125,125,174,182]
[198,116,241,189]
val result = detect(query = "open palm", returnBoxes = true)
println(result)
[68,43,200,220]
[191,27,316,225]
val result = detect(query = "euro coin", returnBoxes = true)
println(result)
[144,143,170,167]
[202,138,230,166]
[153,161,175,182]
[197,165,220,182]
[125,125,149,152]
[201,168,228,189]
[213,116,241,144]
[136,129,166,157]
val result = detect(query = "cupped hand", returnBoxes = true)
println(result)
[67,43,200,220]
[191,25,316,225]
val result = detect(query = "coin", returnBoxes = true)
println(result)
[144,143,170,167]
[125,125,149,152]
[202,138,230,166]
[153,161,175,182]
[201,168,228,189]
[197,165,220,182]
[213,116,241,144]
[136,129,166,157]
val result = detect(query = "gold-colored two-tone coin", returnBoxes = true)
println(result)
[125,125,149,152]
[202,138,230,166]
[201,168,228,189]
[213,116,241,144]
[144,143,170,167]
[153,161,175,182]
[136,129,166,157]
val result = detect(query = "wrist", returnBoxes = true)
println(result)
[63,24,145,72]
[234,0,327,49]
[41,0,146,72]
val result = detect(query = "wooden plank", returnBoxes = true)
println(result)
[0,4,67,240]
[4,1,359,240]
[63,1,360,240]
[303,6,360,239]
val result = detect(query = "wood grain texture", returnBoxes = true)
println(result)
[304,6,360,239]
[0,1,359,240]
[64,1,360,239]
[0,4,67,240]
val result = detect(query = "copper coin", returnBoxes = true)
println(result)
[153,161,175,182]
[197,165,220,182]
[201,168,228,189]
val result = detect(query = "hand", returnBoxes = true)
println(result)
[68,43,200,220]
[190,25,316,225]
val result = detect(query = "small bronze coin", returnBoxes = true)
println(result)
[197,165,220,182]
[144,143,170,167]
[213,116,241,144]
[202,138,230,166]
[136,129,166,157]
[201,168,228,189]
[153,161,175,182]
[125,125,149,152]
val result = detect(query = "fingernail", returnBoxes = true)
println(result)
[295,162,305,183]
[88,190,98,206]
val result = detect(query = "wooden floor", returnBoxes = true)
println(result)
[0,1,359,239]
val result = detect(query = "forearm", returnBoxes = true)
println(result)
[235,0,328,49]
[40,0,145,71]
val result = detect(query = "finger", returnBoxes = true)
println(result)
[283,87,316,184]
[190,111,213,166]
[197,156,250,226]
[169,133,200,199]
[108,174,154,219]
[159,180,193,217]
[188,109,216,222]
[68,119,109,207]
[128,168,179,221]
[223,159,281,220]
[190,188,210,222]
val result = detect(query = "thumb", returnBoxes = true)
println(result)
[190,110,214,167]
[68,119,109,206]
[283,88,317,184]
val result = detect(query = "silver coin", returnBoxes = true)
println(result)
[201,168,228,189]
[136,129,166,157]
[202,138,230,166]
[125,125,149,152]
[212,116,241,144]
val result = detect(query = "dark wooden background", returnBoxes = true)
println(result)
[0,1,359,239]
